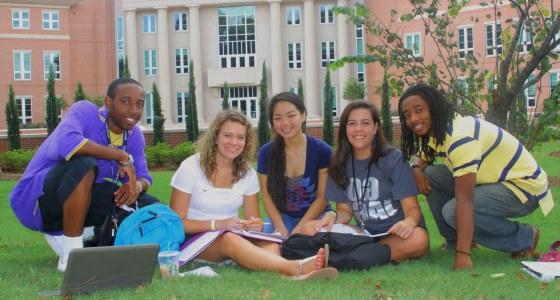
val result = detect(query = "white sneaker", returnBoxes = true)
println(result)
[57,235,84,272]
[44,234,63,257]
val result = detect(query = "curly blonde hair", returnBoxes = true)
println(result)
[197,110,256,184]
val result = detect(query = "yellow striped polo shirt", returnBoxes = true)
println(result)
[425,114,554,216]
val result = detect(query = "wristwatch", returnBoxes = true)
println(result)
[119,154,134,167]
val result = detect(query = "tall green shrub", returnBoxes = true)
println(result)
[74,82,87,102]
[5,85,21,150]
[151,83,165,145]
[381,69,393,143]
[322,69,334,146]
[187,60,199,141]
[46,65,59,135]
[122,56,131,79]
[258,62,270,147]
[222,82,230,110]
[297,78,306,134]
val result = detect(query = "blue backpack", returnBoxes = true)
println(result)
[115,204,185,251]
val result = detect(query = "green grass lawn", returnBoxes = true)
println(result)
[1,142,559,299]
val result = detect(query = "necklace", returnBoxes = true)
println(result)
[351,152,372,229]
[105,120,128,183]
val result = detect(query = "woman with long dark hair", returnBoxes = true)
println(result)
[314,100,429,262]
[398,83,551,270]
[258,92,332,236]
[170,110,337,279]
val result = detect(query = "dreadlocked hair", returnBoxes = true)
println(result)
[398,83,454,164]
[266,92,306,213]
[330,100,388,189]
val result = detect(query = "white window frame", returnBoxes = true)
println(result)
[43,51,61,80]
[485,22,502,57]
[173,12,188,32]
[549,71,559,96]
[553,31,560,53]
[321,41,336,68]
[144,49,158,76]
[518,23,533,54]
[15,96,32,125]
[286,6,301,25]
[116,15,125,77]
[404,32,421,57]
[458,25,474,59]
[288,42,303,69]
[524,74,536,108]
[175,48,189,74]
[13,50,32,80]
[356,24,365,83]
[12,9,30,29]
[145,92,154,125]
[218,6,257,69]
[143,14,157,33]
[222,86,258,120]
[42,10,60,30]
[176,91,189,123]
[319,4,334,24]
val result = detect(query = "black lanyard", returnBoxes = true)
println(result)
[351,153,372,229]
[105,120,129,183]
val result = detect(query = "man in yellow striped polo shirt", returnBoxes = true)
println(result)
[398,84,554,270]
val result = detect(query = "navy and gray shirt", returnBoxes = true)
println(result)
[326,146,418,235]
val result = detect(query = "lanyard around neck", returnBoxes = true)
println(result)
[351,153,372,228]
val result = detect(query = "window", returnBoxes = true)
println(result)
[289,87,297,94]
[145,92,153,125]
[550,72,559,96]
[218,6,256,68]
[321,41,336,67]
[518,24,532,53]
[525,74,536,107]
[286,6,301,25]
[144,49,157,76]
[42,10,60,30]
[12,9,30,29]
[331,87,338,117]
[143,14,156,33]
[175,48,189,74]
[487,76,497,91]
[486,23,502,56]
[220,86,258,119]
[43,51,61,80]
[320,5,334,24]
[554,31,560,52]
[356,24,365,83]
[174,12,188,32]
[405,33,421,57]
[13,51,31,80]
[458,26,474,59]
[116,16,125,78]
[288,43,302,69]
[15,96,32,125]
[176,92,189,123]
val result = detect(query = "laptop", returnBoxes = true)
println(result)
[39,244,159,297]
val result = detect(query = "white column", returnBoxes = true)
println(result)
[337,0,351,105]
[188,5,204,123]
[125,9,138,80]
[304,0,319,119]
[269,0,284,95]
[156,7,172,125]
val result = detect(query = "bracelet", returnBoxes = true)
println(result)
[326,211,337,222]
[456,250,471,256]
[210,219,216,231]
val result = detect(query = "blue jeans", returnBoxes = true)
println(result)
[262,214,301,234]
[424,165,539,253]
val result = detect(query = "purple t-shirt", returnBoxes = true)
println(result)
[10,101,152,232]
[257,135,332,217]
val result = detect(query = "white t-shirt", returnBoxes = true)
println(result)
[170,153,260,221]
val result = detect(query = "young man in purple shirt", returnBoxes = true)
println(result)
[10,78,157,272]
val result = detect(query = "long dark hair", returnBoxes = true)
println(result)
[329,100,388,189]
[266,92,306,212]
[398,83,454,164]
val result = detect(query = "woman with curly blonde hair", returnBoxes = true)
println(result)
[170,110,337,279]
